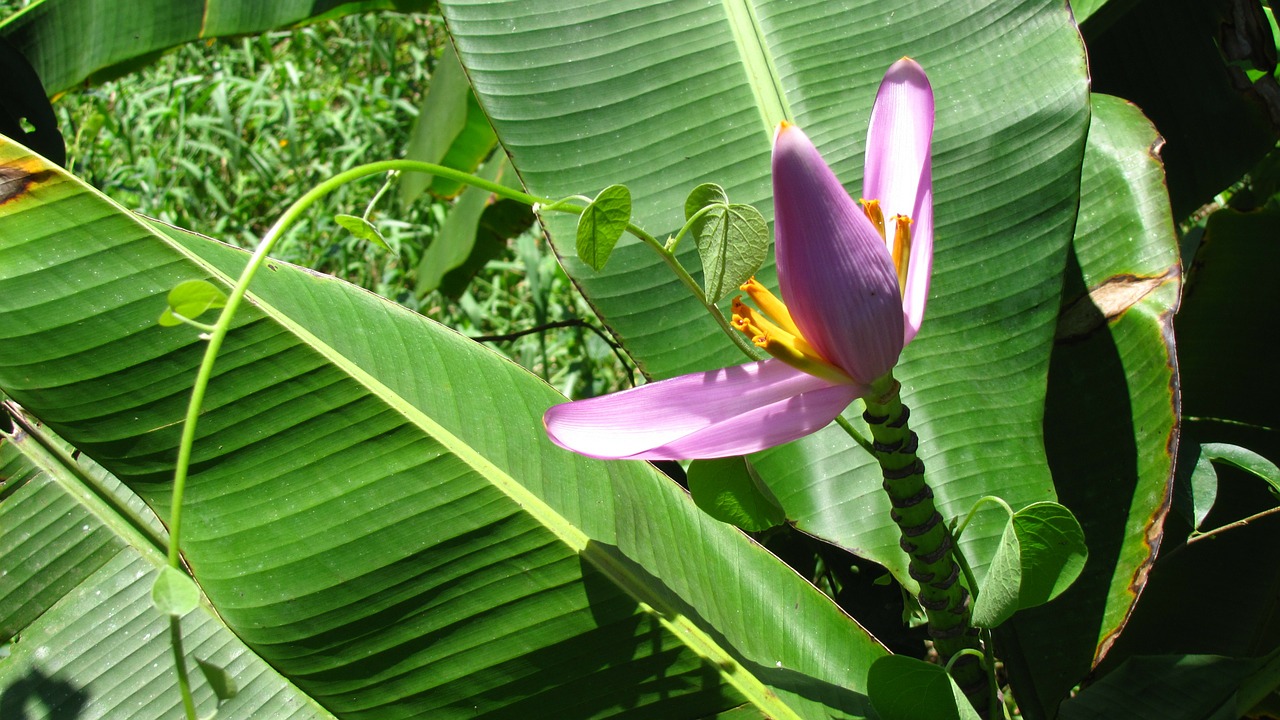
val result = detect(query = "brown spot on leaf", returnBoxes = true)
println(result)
[1056,267,1180,341]
[0,160,54,206]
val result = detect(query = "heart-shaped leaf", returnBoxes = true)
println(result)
[687,456,786,532]
[867,655,984,720]
[575,184,631,271]
[973,502,1087,628]
[684,183,770,303]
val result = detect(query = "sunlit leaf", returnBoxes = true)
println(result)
[159,278,227,327]
[0,136,887,718]
[151,566,200,617]
[684,183,769,303]
[333,214,390,251]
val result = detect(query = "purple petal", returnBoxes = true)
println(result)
[863,57,934,345]
[772,123,904,383]
[543,359,863,460]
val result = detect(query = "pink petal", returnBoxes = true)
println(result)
[772,123,905,384]
[863,57,934,345]
[543,359,863,460]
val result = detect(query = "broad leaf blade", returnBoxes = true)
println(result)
[0,418,329,718]
[1001,94,1181,717]
[687,456,786,532]
[442,0,1088,595]
[0,138,887,718]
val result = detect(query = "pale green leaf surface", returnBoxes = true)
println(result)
[971,517,1021,629]
[159,279,227,327]
[691,201,769,303]
[0,138,886,719]
[685,183,729,220]
[683,182,771,301]
[333,214,390,250]
[443,0,1088,595]
[0,421,329,719]
[151,566,200,616]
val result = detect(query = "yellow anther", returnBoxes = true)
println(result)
[890,215,912,298]
[739,277,801,337]
[732,296,853,385]
[861,199,886,241]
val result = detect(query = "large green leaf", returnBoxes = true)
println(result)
[999,94,1181,719]
[0,138,887,717]
[1086,205,1280,691]
[0,416,331,718]
[442,0,1088,589]
[0,0,433,95]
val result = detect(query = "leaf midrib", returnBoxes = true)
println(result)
[722,0,791,136]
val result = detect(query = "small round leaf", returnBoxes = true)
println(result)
[151,566,200,617]
[159,279,227,327]
[1012,501,1088,609]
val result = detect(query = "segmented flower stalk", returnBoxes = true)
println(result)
[864,375,986,707]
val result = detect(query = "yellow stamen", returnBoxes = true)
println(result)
[740,277,801,337]
[731,296,853,385]
[861,199,886,241]
[890,215,912,298]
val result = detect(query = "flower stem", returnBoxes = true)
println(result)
[863,375,987,714]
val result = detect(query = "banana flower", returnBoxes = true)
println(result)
[544,58,934,460]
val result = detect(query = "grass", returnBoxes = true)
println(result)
[6,5,630,399]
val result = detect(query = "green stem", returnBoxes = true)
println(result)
[169,616,197,719]
[953,530,1003,718]
[362,170,398,221]
[556,202,760,360]
[834,414,875,455]
[953,494,1014,540]
[861,374,987,714]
